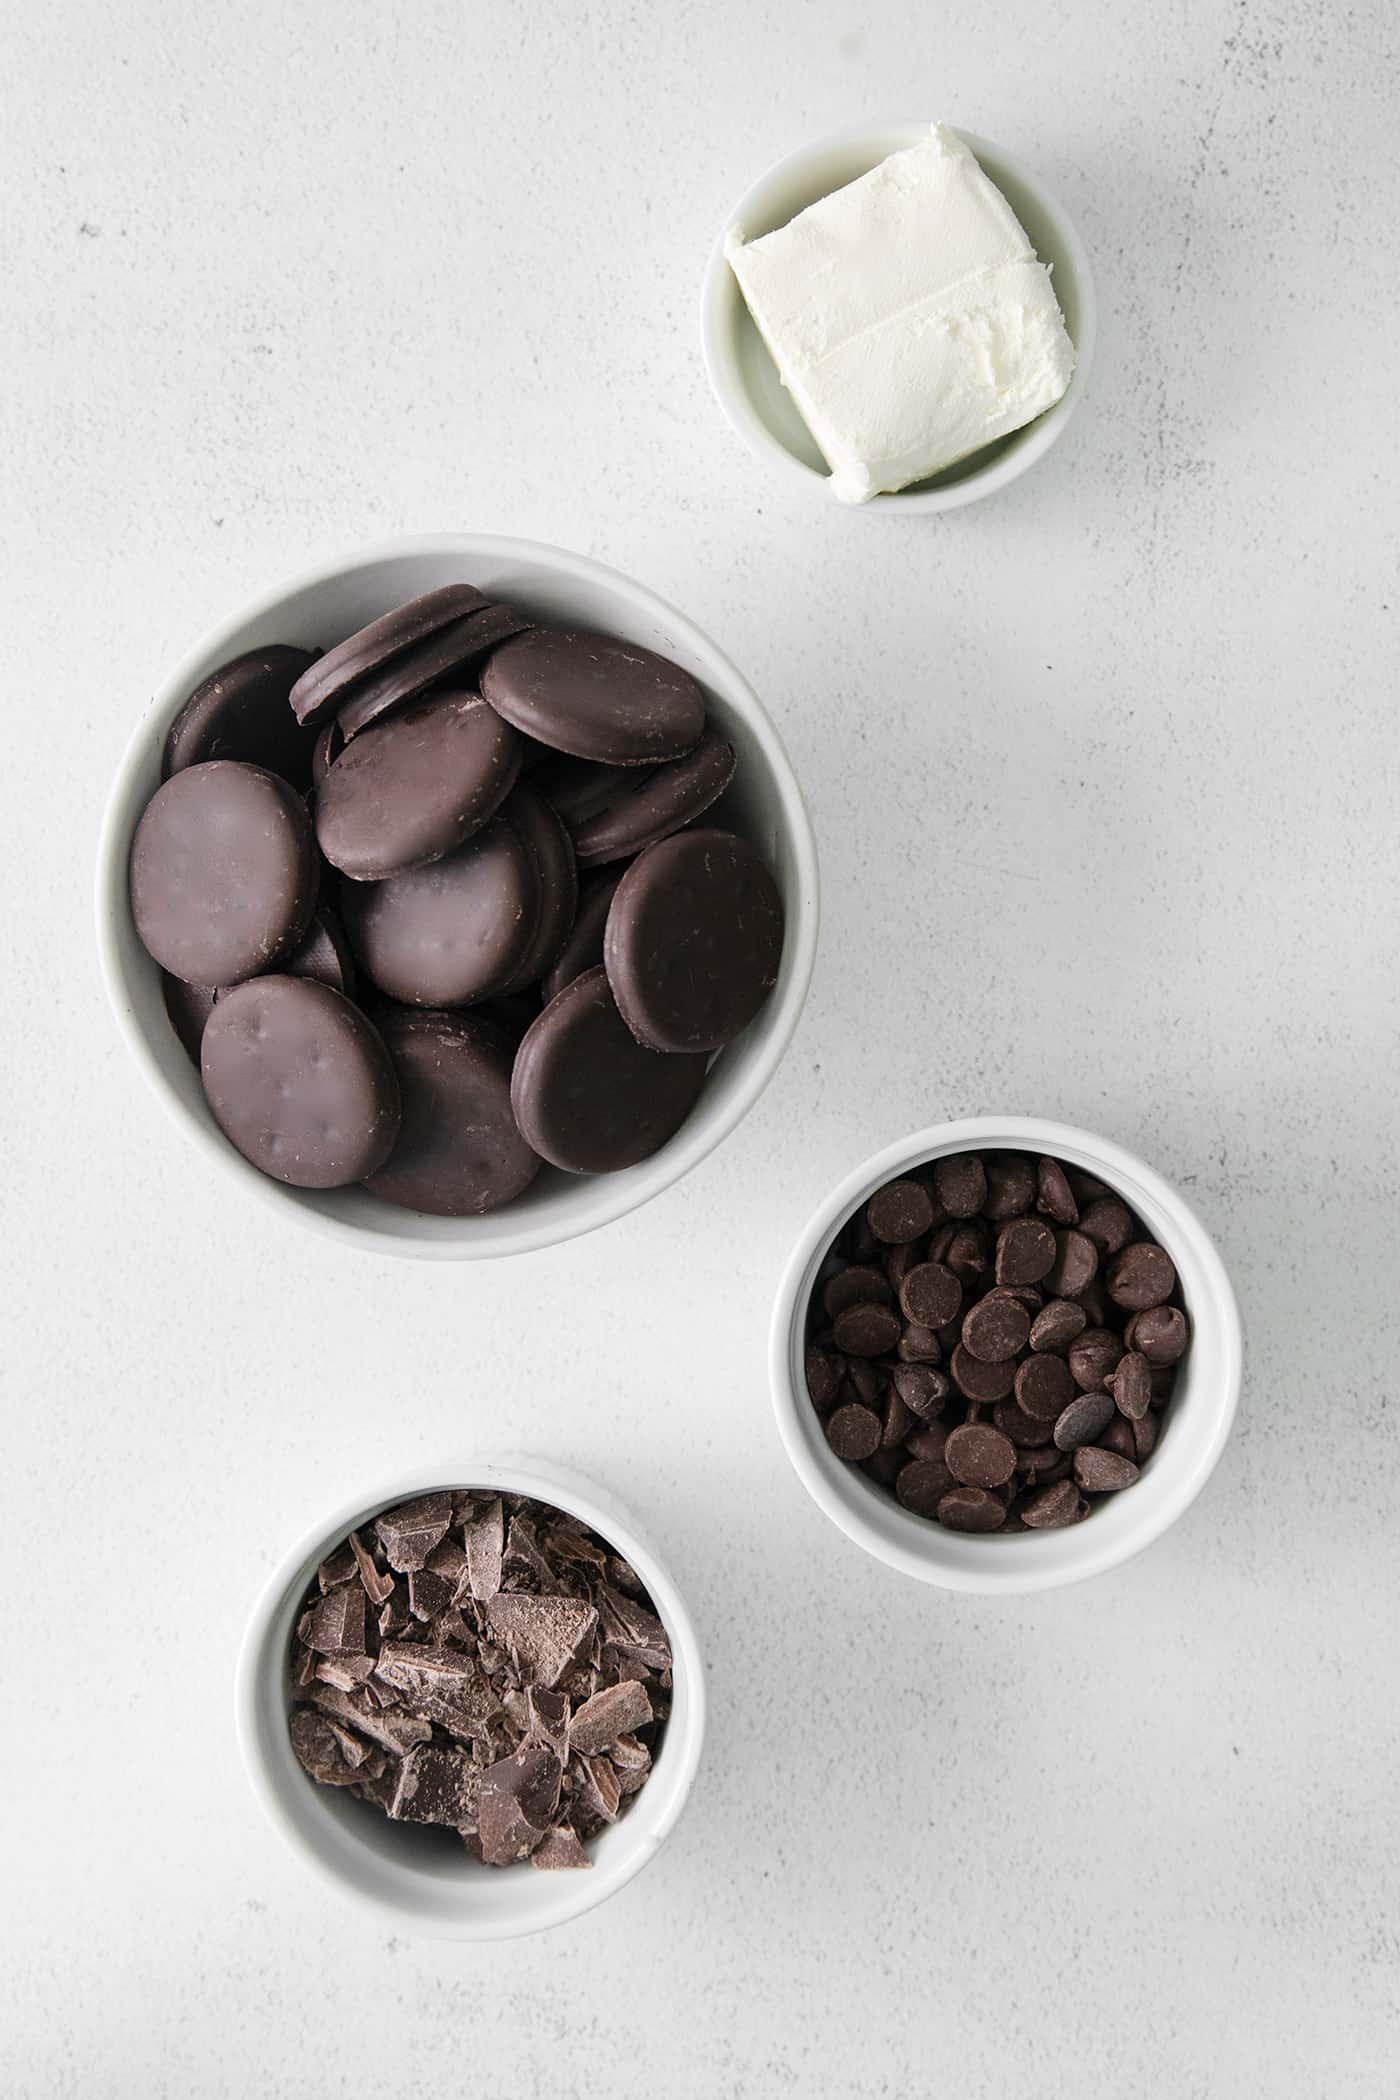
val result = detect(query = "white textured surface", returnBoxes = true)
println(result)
[4,0,1399,2093]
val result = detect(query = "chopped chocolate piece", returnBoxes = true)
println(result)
[526,1686,573,1763]
[609,1734,652,1794]
[373,1643,502,1738]
[314,1654,376,1692]
[388,1743,480,1827]
[550,1521,610,1571]
[486,1594,599,1689]
[478,1746,562,1865]
[463,1496,505,1601]
[426,1537,468,1585]
[597,1585,671,1671]
[304,1584,366,1656]
[408,1567,452,1622]
[307,1683,433,1756]
[532,1823,592,1871]
[570,1679,652,1755]
[289,1707,361,1786]
[374,1493,453,1573]
[503,1513,554,1589]
[317,1543,357,1592]
[349,1528,396,1607]
[573,1752,622,1826]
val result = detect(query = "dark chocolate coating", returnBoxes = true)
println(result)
[287,586,488,727]
[540,870,623,1004]
[480,629,706,766]
[365,1010,541,1215]
[604,827,783,1053]
[340,815,539,1008]
[496,786,578,995]
[163,645,320,787]
[530,754,633,825]
[510,966,707,1174]
[315,690,522,879]
[569,730,736,867]
[310,719,343,787]
[335,604,530,742]
[129,761,318,987]
[201,976,400,1188]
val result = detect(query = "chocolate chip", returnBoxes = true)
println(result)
[897,1321,943,1363]
[1110,1350,1153,1421]
[944,1424,1017,1489]
[806,1347,842,1413]
[904,1422,949,1463]
[1106,1243,1177,1311]
[882,1387,918,1447]
[936,1487,1006,1532]
[1133,1411,1159,1460]
[832,1302,902,1357]
[825,1402,882,1460]
[994,1216,1057,1286]
[1073,1447,1140,1492]
[1021,1479,1088,1528]
[862,1446,905,1486]
[1125,1305,1189,1364]
[1028,1299,1088,1354]
[844,1358,884,1407]
[961,1294,1031,1364]
[824,1265,892,1320]
[1100,1413,1138,1459]
[896,1460,955,1515]
[899,1261,962,1328]
[1014,1352,1075,1421]
[982,1154,1036,1220]
[892,1363,951,1420]
[866,1178,935,1243]
[944,1225,991,1287]
[1046,1229,1098,1299]
[1077,1197,1136,1255]
[1052,1391,1116,1450]
[933,1153,986,1217]
[1036,1156,1079,1225]
[1068,1327,1125,1391]
[950,1344,1016,1405]
[993,1400,1055,1448]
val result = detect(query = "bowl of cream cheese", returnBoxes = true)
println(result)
[702,122,1095,512]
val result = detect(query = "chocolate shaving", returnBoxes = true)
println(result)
[314,1654,375,1692]
[463,1496,505,1602]
[572,1752,621,1826]
[349,1528,396,1608]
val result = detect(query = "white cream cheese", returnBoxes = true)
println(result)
[726,126,1076,502]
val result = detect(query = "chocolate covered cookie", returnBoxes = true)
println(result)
[481,630,705,765]
[366,1010,541,1215]
[163,644,320,786]
[604,828,783,1053]
[341,814,540,1007]
[315,689,522,879]
[568,729,736,867]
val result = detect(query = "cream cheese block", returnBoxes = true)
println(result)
[726,126,1076,502]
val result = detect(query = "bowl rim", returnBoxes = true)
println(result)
[95,531,820,1259]
[769,1116,1242,1593]
[701,121,1098,514]
[234,1454,708,1939]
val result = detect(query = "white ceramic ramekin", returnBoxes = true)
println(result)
[95,533,819,1259]
[771,1118,1241,1593]
[703,123,1096,513]
[235,1458,706,1939]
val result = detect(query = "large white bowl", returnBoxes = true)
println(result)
[771,1118,1242,1593]
[235,1457,706,1940]
[96,534,819,1258]
[703,123,1096,513]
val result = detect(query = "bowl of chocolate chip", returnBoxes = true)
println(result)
[771,1118,1241,1593]
[97,534,818,1257]
[236,1460,705,1937]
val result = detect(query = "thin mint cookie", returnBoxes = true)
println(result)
[568,729,736,867]
[365,1010,540,1216]
[315,689,522,878]
[495,786,578,995]
[287,585,488,727]
[510,967,707,1174]
[201,976,400,1188]
[129,760,318,987]
[335,604,529,741]
[481,629,705,765]
[163,645,320,787]
[340,814,539,1008]
[603,827,783,1053]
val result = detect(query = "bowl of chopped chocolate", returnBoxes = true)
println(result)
[236,1461,705,1936]
[771,1117,1242,1593]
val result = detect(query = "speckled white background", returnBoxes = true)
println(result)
[5,0,1399,2092]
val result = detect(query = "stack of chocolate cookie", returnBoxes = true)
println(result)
[128,588,785,1213]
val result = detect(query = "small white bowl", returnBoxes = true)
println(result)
[95,533,819,1259]
[770,1118,1242,1593]
[703,122,1096,513]
[235,1458,706,1940]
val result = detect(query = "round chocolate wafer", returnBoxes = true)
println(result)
[201,975,400,1188]
[604,828,784,1054]
[365,1010,540,1216]
[335,603,530,741]
[481,629,705,765]
[130,760,318,987]
[287,585,489,727]
[283,906,356,996]
[315,689,522,878]
[495,785,578,995]
[568,729,736,867]
[340,813,540,1008]
[509,966,707,1174]
[163,644,320,786]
